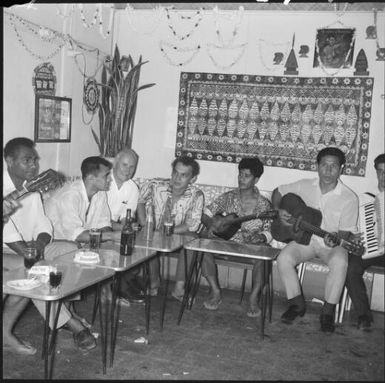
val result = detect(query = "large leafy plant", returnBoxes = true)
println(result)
[92,44,155,157]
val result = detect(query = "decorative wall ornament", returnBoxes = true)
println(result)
[175,72,374,177]
[299,45,309,57]
[273,53,284,65]
[354,49,369,76]
[313,28,355,74]
[376,48,385,61]
[83,79,99,113]
[32,62,56,95]
[284,35,298,75]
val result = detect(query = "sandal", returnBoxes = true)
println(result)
[247,304,261,318]
[203,297,222,311]
[73,328,96,353]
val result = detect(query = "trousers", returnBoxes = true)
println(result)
[345,254,384,318]
[277,238,348,304]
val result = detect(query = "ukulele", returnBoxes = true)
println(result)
[201,210,278,240]
[271,193,365,256]
[4,169,65,202]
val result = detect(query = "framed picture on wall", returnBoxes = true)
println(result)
[34,95,72,142]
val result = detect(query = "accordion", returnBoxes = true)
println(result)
[359,192,384,259]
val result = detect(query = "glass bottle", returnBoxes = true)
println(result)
[120,209,135,256]
[145,204,155,241]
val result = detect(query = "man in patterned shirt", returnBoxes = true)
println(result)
[201,158,273,317]
[136,156,204,299]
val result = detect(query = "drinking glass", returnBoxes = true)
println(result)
[89,228,101,251]
[49,268,63,289]
[24,247,38,269]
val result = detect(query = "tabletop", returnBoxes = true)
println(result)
[3,263,115,301]
[133,230,196,253]
[57,242,158,272]
[184,238,281,261]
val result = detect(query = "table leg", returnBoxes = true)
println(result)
[160,252,170,331]
[188,251,203,310]
[97,282,108,374]
[91,286,99,325]
[43,301,51,379]
[109,274,121,368]
[143,261,151,335]
[259,260,270,340]
[48,300,62,379]
[268,261,274,323]
[177,250,199,325]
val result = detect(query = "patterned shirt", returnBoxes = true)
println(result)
[204,188,273,244]
[138,178,204,232]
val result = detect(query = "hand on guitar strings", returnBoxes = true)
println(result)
[324,232,339,248]
[278,209,293,227]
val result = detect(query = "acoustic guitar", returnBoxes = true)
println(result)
[4,169,65,202]
[201,210,278,240]
[271,193,365,257]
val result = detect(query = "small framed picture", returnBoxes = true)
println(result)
[314,28,355,69]
[34,95,72,142]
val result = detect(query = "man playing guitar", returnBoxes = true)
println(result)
[201,157,274,318]
[273,147,360,333]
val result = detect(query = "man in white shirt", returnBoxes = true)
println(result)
[106,148,144,304]
[273,147,359,333]
[346,153,385,331]
[3,138,96,354]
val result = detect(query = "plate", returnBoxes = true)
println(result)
[7,279,42,291]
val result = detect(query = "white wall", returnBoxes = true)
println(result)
[3,4,113,176]
[114,8,385,195]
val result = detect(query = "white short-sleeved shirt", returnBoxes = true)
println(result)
[44,179,111,241]
[3,170,53,246]
[278,178,359,239]
[107,173,139,222]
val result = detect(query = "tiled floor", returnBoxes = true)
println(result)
[3,284,384,380]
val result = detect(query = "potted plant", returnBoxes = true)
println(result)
[91,44,155,157]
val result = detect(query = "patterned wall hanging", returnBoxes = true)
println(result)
[175,72,374,177]
[32,62,56,96]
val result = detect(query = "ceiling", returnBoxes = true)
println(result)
[120,2,385,12]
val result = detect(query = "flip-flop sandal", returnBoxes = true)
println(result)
[203,297,222,310]
[247,305,261,318]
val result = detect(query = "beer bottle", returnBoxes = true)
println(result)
[145,204,155,241]
[120,209,135,256]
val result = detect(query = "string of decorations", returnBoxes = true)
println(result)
[159,40,201,66]
[125,4,164,35]
[165,6,203,41]
[333,2,349,17]
[8,12,66,61]
[257,38,291,72]
[78,4,114,39]
[73,50,104,80]
[97,4,114,39]
[206,42,248,70]
[213,5,244,47]
[314,31,356,76]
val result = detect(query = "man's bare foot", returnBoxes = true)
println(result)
[3,334,37,355]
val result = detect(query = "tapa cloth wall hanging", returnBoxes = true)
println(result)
[175,72,374,176]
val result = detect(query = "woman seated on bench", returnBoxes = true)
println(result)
[200,157,274,318]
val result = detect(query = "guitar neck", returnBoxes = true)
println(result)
[4,186,29,201]
[229,213,262,226]
[300,220,344,246]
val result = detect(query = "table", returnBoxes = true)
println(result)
[57,243,158,368]
[180,238,281,339]
[2,263,114,379]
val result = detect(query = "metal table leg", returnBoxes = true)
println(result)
[48,301,62,379]
[97,282,108,374]
[177,250,201,325]
[160,252,170,331]
[143,261,151,335]
[109,274,121,368]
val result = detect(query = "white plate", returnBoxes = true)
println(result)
[7,279,42,291]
